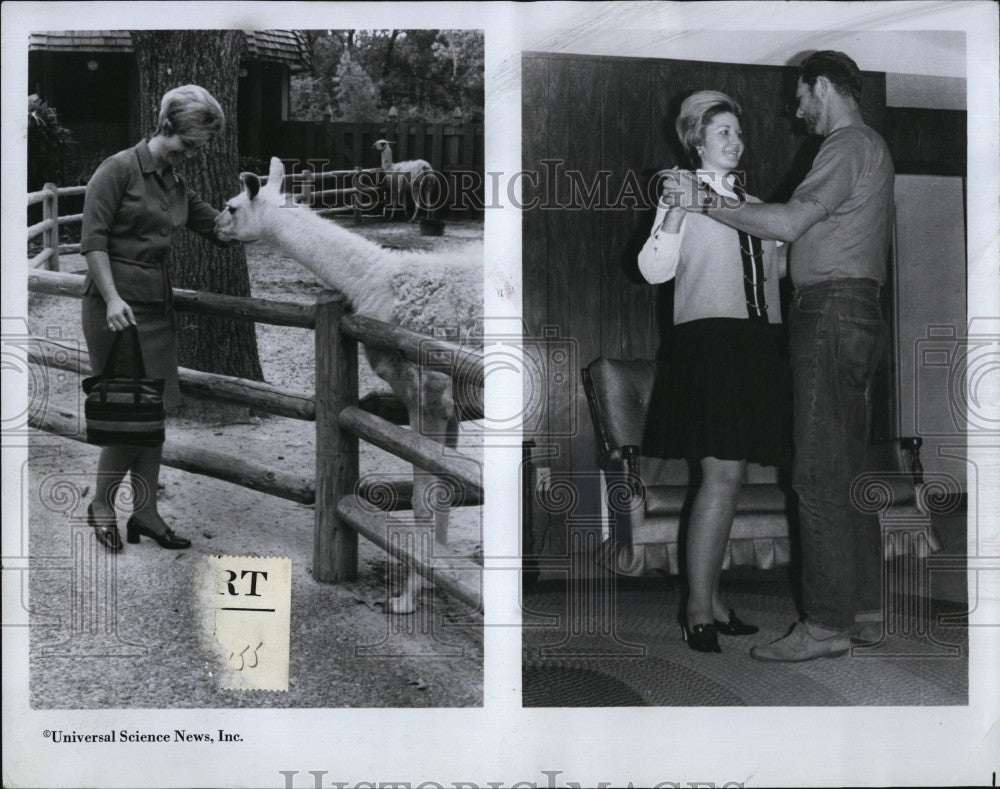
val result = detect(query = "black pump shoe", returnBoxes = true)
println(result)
[681,621,722,653]
[89,503,123,553]
[126,517,191,549]
[714,609,760,636]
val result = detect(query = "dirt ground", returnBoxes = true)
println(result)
[25,216,485,708]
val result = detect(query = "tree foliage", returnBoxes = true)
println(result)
[27,94,75,189]
[291,29,483,122]
[334,50,381,122]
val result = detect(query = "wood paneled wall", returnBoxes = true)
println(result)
[521,52,886,555]
[886,107,966,176]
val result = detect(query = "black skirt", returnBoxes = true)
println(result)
[643,317,792,467]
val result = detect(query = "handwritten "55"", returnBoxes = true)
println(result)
[227,641,263,671]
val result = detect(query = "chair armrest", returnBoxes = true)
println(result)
[598,443,640,474]
[870,436,944,555]
[898,437,924,485]
[870,436,923,483]
[598,444,645,545]
[866,436,923,509]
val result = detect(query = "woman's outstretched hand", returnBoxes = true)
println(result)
[105,297,136,332]
[668,168,705,212]
[657,167,686,210]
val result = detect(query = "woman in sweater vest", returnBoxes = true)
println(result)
[638,91,791,653]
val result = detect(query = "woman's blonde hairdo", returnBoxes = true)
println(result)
[675,90,742,166]
[156,84,225,142]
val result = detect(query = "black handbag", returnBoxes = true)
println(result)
[82,324,165,447]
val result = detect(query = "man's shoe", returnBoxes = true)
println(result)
[750,622,850,663]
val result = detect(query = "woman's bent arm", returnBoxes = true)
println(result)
[638,207,685,284]
[85,250,136,328]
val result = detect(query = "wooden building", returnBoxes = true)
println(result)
[28,30,311,178]
[521,51,967,557]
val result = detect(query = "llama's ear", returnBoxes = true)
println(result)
[268,157,285,190]
[242,172,261,200]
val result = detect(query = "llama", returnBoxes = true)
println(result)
[215,157,482,614]
[372,139,434,222]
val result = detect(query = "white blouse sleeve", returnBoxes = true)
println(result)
[637,204,685,284]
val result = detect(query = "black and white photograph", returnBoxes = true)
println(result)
[3,2,998,788]
[20,24,486,708]
[520,31,971,707]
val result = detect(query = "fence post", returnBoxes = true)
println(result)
[300,169,314,207]
[313,290,359,582]
[350,166,360,225]
[42,183,59,272]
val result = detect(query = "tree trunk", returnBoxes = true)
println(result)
[383,30,399,80]
[131,30,263,383]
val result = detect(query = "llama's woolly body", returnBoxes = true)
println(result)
[373,139,433,221]
[215,156,485,614]
[258,196,482,341]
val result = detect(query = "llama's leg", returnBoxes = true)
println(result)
[391,454,449,613]
[385,182,396,219]
[385,467,438,615]
[409,172,429,222]
[438,414,461,542]
[394,180,404,220]
[389,371,454,615]
[394,177,408,221]
[408,186,420,222]
[415,373,456,544]
[369,355,421,614]
[380,185,390,218]
[383,177,399,220]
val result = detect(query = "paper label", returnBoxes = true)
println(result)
[196,555,292,692]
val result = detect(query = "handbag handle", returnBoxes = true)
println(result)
[101,324,148,380]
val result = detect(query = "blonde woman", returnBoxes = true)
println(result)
[81,85,228,552]
[638,91,790,653]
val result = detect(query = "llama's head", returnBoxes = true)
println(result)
[373,139,396,169]
[215,156,287,243]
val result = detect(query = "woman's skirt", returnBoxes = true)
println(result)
[643,317,792,467]
[81,295,181,409]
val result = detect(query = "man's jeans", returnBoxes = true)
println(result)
[790,277,888,631]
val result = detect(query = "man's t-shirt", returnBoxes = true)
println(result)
[789,123,894,288]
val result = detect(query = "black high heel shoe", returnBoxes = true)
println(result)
[88,503,123,553]
[680,619,722,653]
[714,609,759,636]
[126,516,191,549]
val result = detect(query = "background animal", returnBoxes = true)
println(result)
[372,138,434,222]
[216,157,482,613]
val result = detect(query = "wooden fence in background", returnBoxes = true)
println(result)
[268,120,484,213]
[272,120,482,172]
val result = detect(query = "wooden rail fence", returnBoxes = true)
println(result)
[256,166,397,220]
[273,119,483,179]
[26,191,484,610]
[27,184,87,271]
